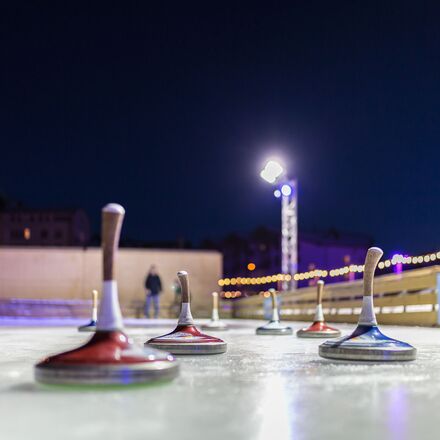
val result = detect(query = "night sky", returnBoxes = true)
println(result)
[1,2,439,255]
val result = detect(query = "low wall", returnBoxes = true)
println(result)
[233,265,440,326]
[0,247,222,318]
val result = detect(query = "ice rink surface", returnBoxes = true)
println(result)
[1,319,439,440]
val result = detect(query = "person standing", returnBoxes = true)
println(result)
[145,265,162,319]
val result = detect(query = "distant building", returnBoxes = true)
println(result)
[0,208,90,247]
[210,226,372,285]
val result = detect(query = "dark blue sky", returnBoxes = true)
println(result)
[1,2,439,255]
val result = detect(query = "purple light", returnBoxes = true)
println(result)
[274,189,281,198]
[392,253,403,274]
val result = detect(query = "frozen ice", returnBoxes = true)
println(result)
[0,319,439,440]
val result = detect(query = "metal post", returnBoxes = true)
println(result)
[281,179,298,291]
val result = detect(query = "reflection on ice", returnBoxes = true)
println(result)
[387,386,408,440]
[258,375,292,440]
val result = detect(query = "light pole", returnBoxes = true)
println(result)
[260,160,298,291]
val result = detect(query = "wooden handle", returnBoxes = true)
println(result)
[212,291,219,310]
[92,289,98,310]
[363,247,383,297]
[269,289,277,309]
[102,204,125,281]
[178,271,190,303]
[317,280,324,305]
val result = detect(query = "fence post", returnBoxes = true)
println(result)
[437,273,440,325]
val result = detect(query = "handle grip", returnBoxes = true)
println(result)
[269,289,277,309]
[91,289,98,321]
[317,280,324,305]
[102,204,125,281]
[363,247,383,297]
[178,271,190,303]
[212,291,219,310]
[92,289,98,310]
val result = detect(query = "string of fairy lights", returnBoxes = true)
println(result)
[218,250,440,291]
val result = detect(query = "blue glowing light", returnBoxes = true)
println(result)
[281,184,292,197]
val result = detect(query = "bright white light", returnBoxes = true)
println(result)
[260,160,284,183]
[281,184,292,196]
[260,170,275,183]
[274,189,281,198]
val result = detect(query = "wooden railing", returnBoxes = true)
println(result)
[232,265,440,326]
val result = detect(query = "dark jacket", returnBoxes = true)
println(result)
[145,274,162,295]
